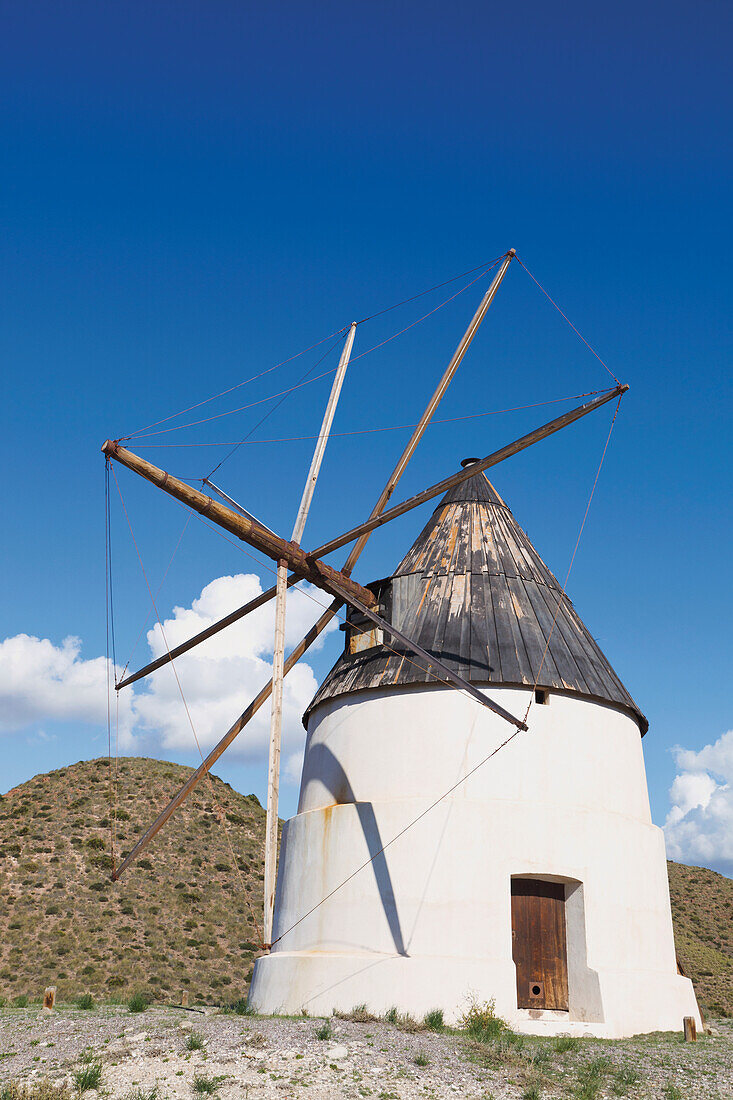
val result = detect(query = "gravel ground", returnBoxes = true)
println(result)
[0,1006,732,1099]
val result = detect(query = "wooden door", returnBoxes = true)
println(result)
[511,879,569,1010]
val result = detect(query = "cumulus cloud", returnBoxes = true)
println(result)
[664,729,733,875]
[0,633,136,741]
[0,574,337,785]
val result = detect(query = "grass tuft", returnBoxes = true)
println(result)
[127,992,150,1013]
[423,1008,444,1032]
[315,1021,333,1041]
[75,994,95,1011]
[573,1055,611,1100]
[73,1059,103,1094]
[185,1032,205,1052]
[125,1088,158,1100]
[414,1051,429,1067]
[191,1074,224,1096]
[335,1004,376,1023]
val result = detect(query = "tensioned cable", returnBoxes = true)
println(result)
[127,390,608,448]
[356,255,505,324]
[128,263,500,446]
[269,398,625,948]
[515,255,621,386]
[109,464,264,943]
[348,262,499,365]
[119,254,505,442]
[117,511,193,684]
[120,326,350,442]
[128,366,343,440]
[521,393,623,728]
[201,263,500,483]
[204,333,345,481]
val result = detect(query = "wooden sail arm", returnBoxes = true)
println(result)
[326,578,528,731]
[309,384,628,560]
[101,440,376,610]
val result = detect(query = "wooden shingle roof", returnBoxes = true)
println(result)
[305,465,647,733]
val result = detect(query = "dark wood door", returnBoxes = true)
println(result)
[511,879,569,1010]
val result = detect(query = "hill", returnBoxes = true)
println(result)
[0,757,731,1016]
[668,859,733,1018]
[0,757,267,1005]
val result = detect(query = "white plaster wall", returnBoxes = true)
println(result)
[250,686,700,1037]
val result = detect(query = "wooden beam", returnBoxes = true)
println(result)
[309,384,628,560]
[101,440,376,610]
[264,322,356,946]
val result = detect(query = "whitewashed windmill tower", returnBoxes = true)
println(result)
[102,249,700,1038]
[248,464,701,1036]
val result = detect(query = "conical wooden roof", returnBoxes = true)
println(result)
[305,465,647,733]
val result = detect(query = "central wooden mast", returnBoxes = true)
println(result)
[263,322,357,946]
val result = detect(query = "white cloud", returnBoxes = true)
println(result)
[0,574,337,785]
[0,633,135,741]
[664,729,733,875]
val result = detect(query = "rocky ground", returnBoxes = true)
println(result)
[0,1005,732,1100]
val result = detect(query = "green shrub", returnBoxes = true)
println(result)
[383,1006,398,1024]
[228,998,253,1016]
[185,1032,205,1051]
[414,1052,429,1067]
[85,838,105,851]
[461,999,508,1042]
[75,994,95,1011]
[554,1035,578,1053]
[127,991,150,1013]
[315,1021,333,1040]
[12,995,29,1008]
[423,1008,444,1031]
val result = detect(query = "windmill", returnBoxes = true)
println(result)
[103,250,700,1036]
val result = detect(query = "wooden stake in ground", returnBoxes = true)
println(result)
[684,1016,697,1042]
[263,322,356,947]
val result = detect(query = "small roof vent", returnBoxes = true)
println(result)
[461,456,480,467]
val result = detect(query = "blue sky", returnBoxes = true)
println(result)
[1,2,731,872]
